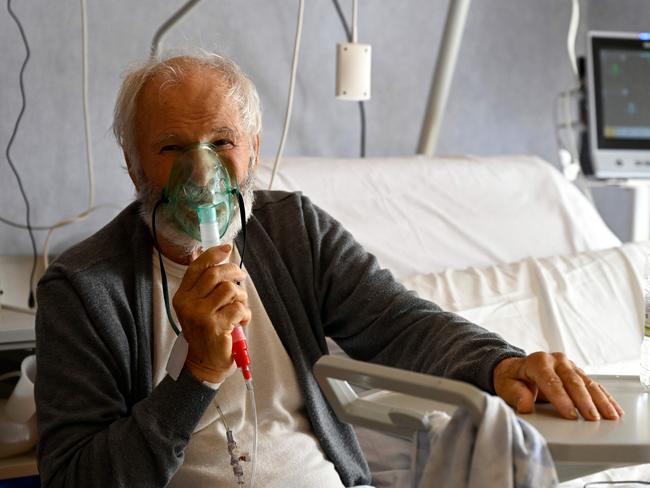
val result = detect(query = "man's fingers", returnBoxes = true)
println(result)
[502,380,537,413]
[205,281,247,312]
[554,362,600,421]
[576,369,624,419]
[178,245,242,292]
[493,357,538,413]
[528,363,578,420]
[598,383,625,417]
[496,352,625,422]
[191,264,245,298]
[216,301,252,332]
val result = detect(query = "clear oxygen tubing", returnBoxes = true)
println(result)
[152,195,258,487]
[247,380,258,488]
[268,0,305,190]
[198,203,258,487]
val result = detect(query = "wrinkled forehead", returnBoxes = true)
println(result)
[135,63,242,138]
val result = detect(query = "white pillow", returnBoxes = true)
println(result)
[256,155,620,279]
[401,241,650,372]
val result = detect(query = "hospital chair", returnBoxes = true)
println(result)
[257,154,650,486]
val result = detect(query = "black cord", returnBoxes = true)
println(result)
[358,100,366,158]
[331,0,351,41]
[234,190,247,268]
[0,215,55,230]
[331,0,367,158]
[584,482,650,487]
[152,197,181,336]
[6,0,38,309]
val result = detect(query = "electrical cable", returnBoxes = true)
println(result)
[268,0,305,190]
[554,0,584,183]
[565,0,581,169]
[5,0,38,309]
[0,216,65,231]
[41,205,120,269]
[563,87,581,171]
[554,89,577,165]
[80,0,94,210]
[9,0,206,279]
[358,101,366,157]
[2,0,116,246]
[331,0,367,158]
[331,0,351,40]
[567,0,580,77]
[37,0,122,270]
[150,0,202,59]
[2,0,112,278]
[351,0,359,43]
[557,0,598,206]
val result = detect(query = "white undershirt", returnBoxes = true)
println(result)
[152,247,344,488]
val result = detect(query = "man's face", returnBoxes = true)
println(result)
[127,61,259,256]
[132,64,256,195]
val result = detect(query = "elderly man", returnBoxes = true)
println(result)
[34,52,623,488]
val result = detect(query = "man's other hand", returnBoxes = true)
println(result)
[493,352,625,421]
[172,245,250,384]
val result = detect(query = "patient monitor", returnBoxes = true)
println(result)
[581,31,650,178]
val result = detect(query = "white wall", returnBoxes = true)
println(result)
[0,0,647,256]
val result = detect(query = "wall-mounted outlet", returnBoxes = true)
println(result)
[336,42,371,101]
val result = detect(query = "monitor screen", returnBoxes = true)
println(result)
[592,36,650,150]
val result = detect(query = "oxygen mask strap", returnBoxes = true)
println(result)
[152,196,181,336]
[234,189,247,269]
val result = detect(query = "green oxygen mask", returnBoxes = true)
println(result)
[162,143,239,246]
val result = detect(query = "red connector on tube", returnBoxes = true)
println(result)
[231,325,251,381]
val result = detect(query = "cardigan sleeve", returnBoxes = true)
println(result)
[35,273,216,488]
[300,195,526,393]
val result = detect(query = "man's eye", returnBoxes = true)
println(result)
[212,139,233,148]
[160,145,181,153]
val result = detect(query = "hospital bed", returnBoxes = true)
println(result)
[256,154,649,486]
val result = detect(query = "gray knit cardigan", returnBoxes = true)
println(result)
[35,191,524,487]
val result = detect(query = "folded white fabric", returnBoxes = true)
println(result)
[413,395,558,488]
[402,241,650,373]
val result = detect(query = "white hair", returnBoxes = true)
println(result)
[112,48,262,179]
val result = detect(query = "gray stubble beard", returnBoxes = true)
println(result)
[137,155,257,259]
